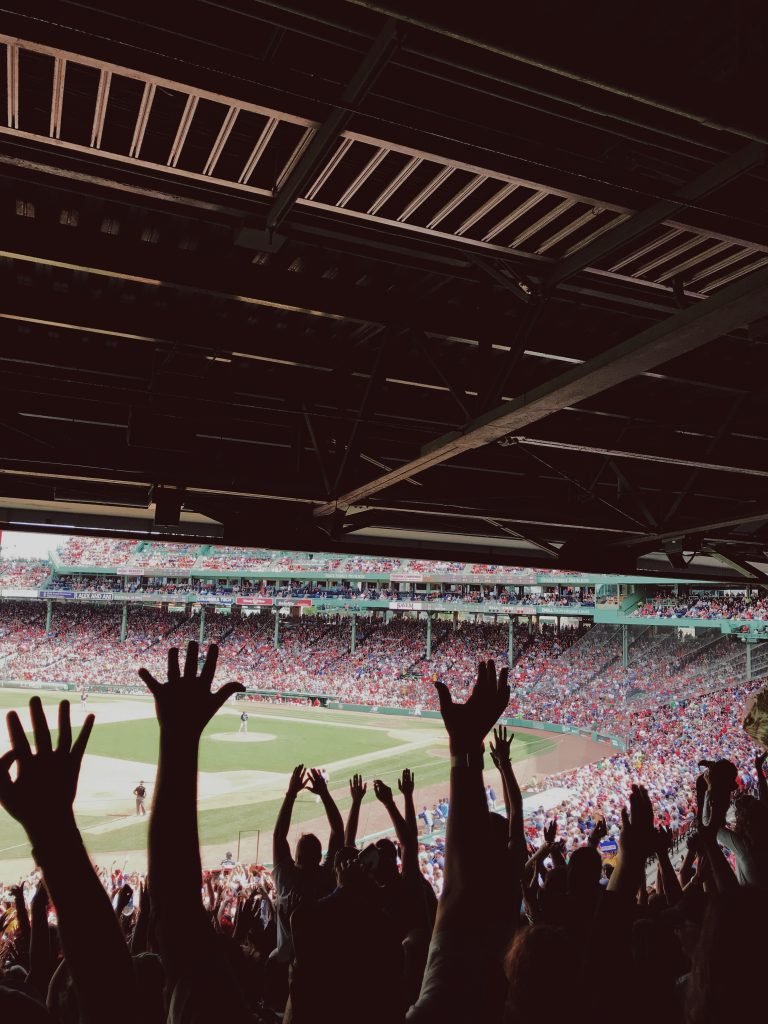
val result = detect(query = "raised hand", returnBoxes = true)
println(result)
[398,769,414,797]
[287,764,307,798]
[305,768,329,797]
[543,819,557,846]
[653,825,673,857]
[0,698,94,842]
[138,641,244,740]
[489,724,513,766]
[756,750,768,773]
[588,816,608,846]
[435,660,510,754]
[349,773,367,802]
[373,779,394,805]
[115,884,133,916]
[618,784,656,859]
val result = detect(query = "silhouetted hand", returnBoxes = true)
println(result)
[543,819,557,846]
[435,660,510,753]
[305,768,329,798]
[653,825,673,857]
[618,785,656,859]
[756,750,768,773]
[0,698,94,842]
[115,884,133,916]
[31,881,48,914]
[587,816,607,847]
[373,779,394,805]
[398,769,414,797]
[138,642,244,740]
[287,764,307,798]
[349,774,367,802]
[489,724,513,766]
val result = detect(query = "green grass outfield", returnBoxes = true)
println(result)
[0,689,555,866]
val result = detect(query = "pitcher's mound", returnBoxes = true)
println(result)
[209,732,276,743]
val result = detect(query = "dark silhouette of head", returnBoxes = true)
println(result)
[374,837,399,884]
[567,846,602,895]
[504,925,578,1022]
[296,833,322,867]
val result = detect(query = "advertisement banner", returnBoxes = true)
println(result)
[41,590,74,599]
[275,597,312,607]
[236,596,274,607]
[76,591,114,601]
[389,600,423,611]
[116,569,143,576]
[2,587,40,599]
[390,573,424,583]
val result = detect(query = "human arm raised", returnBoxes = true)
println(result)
[305,768,344,866]
[345,773,367,847]
[653,826,683,905]
[138,641,244,985]
[489,725,526,868]
[756,750,768,804]
[273,764,307,865]
[28,881,54,999]
[607,785,656,899]
[0,698,136,1024]
[434,661,510,930]
[373,770,420,878]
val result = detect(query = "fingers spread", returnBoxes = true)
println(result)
[138,668,161,698]
[71,713,95,765]
[200,643,219,687]
[183,641,199,682]
[167,647,181,685]
[212,682,245,712]
[6,711,31,761]
[57,700,72,753]
[29,698,52,756]
[434,681,453,716]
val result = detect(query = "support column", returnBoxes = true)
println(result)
[508,616,515,666]
[120,603,128,642]
[746,641,753,679]
[622,623,629,667]
[452,611,458,631]
[45,599,52,632]
[274,611,280,649]
[199,604,206,645]
[426,613,432,660]
[350,614,357,654]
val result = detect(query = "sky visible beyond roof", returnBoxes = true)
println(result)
[0,531,66,559]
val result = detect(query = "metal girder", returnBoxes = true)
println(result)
[609,460,658,528]
[509,437,768,482]
[0,216,516,348]
[543,142,765,290]
[264,18,400,232]
[315,260,768,515]
[661,395,745,524]
[617,510,768,549]
[705,548,768,582]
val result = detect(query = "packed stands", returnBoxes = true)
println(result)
[634,590,768,620]
[0,559,49,588]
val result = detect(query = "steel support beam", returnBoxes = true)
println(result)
[264,18,400,232]
[316,261,768,515]
[543,143,765,290]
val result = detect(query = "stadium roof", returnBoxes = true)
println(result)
[1,1,768,582]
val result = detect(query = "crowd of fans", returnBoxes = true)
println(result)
[52,537,574,579]
[0,561,50,589]
[0,604,757,735]
[0,641,764,1022]
[634,590,768,621]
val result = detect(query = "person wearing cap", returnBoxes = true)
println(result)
[133,781,147,816]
